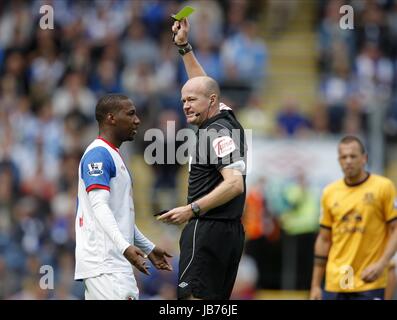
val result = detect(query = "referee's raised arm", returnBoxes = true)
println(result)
[172,18,206,78]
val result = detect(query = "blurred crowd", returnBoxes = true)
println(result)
[0,0,396,300]
[316,0,397,140]
[242,0,397,142]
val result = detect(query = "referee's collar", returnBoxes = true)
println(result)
[199,110,227,129]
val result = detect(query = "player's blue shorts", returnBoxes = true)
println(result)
[322,288,385,300]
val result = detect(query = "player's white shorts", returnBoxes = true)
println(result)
[84,272,139,300]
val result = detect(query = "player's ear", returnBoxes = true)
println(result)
[106,113,115,124]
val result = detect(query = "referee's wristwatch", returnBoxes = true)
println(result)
[190,202,201,218]
[177,42,193,56]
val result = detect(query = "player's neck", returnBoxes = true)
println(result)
[344,171,369,186]
[98,131,121,148]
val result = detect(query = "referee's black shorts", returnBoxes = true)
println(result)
[177,218,245,300]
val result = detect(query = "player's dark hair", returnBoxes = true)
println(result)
[339,135,366,154]
[95,94,130,124]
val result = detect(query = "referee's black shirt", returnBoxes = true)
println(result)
[187,108,247,220]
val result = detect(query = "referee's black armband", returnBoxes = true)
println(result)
[314,255,328,266]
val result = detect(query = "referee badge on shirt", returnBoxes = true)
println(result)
[88,162,104,176]
[212,136,236,158]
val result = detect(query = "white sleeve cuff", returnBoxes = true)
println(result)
[223,160,246,173]
[134,225,155,255]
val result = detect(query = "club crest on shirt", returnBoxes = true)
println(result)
[363,192,374,204]
[394,198,397,209]
[212,136,236,158]
[88,162,103,176]
[337,210,364,234]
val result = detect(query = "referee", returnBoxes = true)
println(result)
[158,18,247,300]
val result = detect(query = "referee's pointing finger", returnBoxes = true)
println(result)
[157,210,173,222]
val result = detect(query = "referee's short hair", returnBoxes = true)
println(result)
[339,135,366,154]
[203,77,220,99]
[95,94,130,124]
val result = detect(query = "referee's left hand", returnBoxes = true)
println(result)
[157,205,193,225]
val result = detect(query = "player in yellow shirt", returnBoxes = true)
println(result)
[310,136,397,300]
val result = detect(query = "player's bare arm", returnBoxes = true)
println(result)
[310,227,332,300]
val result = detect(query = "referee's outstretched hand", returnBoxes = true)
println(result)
[123,245,150,275]
[157,205,193,225]
[148,246,173,271]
